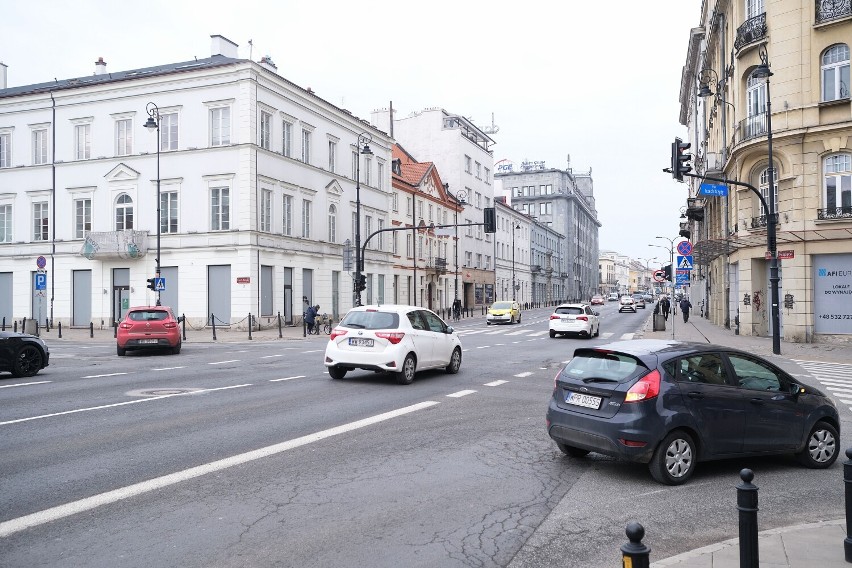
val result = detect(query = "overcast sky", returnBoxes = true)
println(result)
[1,0,699,266]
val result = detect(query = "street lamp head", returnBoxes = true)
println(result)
[360,143,373,155]
[697,82,714,98]
[754,46,773,80]
[144,116,158,130]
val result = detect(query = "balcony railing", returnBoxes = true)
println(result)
[80,230,148,260]
[817,206,852,220]
[816,0,852,24]
[734,13,767,50]
[736,112,768,142]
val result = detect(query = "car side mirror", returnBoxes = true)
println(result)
[594,311,600,316]
[446,326,455,334]
[789,383,803,397]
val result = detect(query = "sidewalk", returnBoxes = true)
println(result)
[640,311,851,567]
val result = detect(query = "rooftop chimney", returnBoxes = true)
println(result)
[0,62,6,90]
[94,57,107,76]
[210,35,239,59]
[259,55,277,73]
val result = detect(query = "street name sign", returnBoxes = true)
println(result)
[699,183,729,197]
[676,270,690,285]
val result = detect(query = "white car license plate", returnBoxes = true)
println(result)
[348,338,374,347]
[565,392,602,409]
[139,339,159,344]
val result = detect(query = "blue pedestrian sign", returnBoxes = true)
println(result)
[35,273,47,290]
[154,277,166,291]
[699,182,729,197]
[677,255,694,270]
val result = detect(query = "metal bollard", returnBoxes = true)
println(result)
[211,313,217,341]
[1,316,4,331]
[113,322,117,338]
[620,521,650,568]
[181,313,186,341]
[14,320,17,332]
[90,322,94,338]
[737,468,759,568]
[845,447,852,562]
[58,321,62,338]
[277,312,282,339]
[35,321,39,337]
[248,313,252,341]
[303,316,307,337]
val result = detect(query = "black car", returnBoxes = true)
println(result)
[0,331,50,378]
[546,339,840,485]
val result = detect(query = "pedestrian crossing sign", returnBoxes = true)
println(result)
[677,255,694,270]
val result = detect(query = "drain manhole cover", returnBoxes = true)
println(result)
[127,388,201,397]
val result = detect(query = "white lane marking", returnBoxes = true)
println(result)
[0,400,440,538]
[484,380,508,387]
[270,376,305,382]
[0,384,252,427]
[302,350,323,353]
[462,349,471,352]
[527,331,548,337]
[514,372,533,378]
[620,333,635,340]
[600,333,615,339]
[208,360,240,365]
[0,381,51,389]
[82,372,128,379]
[504,330,530,336]
[494,343,505,346]
[476,346,489,349]
[152,366,186,372]
[460,329,487,335]
[261,354,284,359]
[447,390,476,398]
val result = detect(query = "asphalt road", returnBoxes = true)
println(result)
[0,304,847,567]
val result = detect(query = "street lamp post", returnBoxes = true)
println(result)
[143,102,161,306]
[754,46,781,355]
[452,189,467,303]
[354,132,373,307]
[511,222,520,301]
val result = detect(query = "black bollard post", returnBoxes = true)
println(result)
[737,468,759,568]
[181,314,186,341]
[620,521,650,568]
[1,316,4,331]
[303,316,307,337]
[278,312,282,339]
[845,447,852,562]
[89,321,94,338]
[113,322,117,338]
[211,313,217,341]
[22,317,27,334]
[35,321,39,337]
[248,313,253,341]
[58,321,62,338]
[14,320,17,332]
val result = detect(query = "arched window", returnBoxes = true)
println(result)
[823,154,852,217]
[821,44,850,102]
[327,204,336,243]
[115,194,134,230]
[758,166,778,217]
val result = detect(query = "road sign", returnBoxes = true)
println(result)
[154,277,166,291]
[676,270,690,285]
[676,241,693,256]
[36,255,47,269]
[653,270,666,283]
[677,255,694,270]
[35,273,47,290]
[699,182,729,197]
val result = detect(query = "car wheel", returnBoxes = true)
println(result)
[445,347,462,374]
[649,430,696,485]
[517,315,521,324]
[486,321,492,326]
[12,345,43,377]
[116,345,126,357]
[328,366,347,380]
[549,330,556,338]
[795,421,838,468]
[171,342,181,355]
[396,354,416,385]
[556,442,590,458]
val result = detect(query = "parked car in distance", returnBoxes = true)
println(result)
[116,306,183,356]
[547,339,840,485]
[324,304,462,385]
[607,293,619,302]
[549,303,600,339]
[0,331,49,377]
[590,295,605,306]
[486,301,521,325]
[643,293,654,303]
[632,294,646,309]
[619,296,637,313]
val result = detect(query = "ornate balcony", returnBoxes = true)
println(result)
[429,257,448,273]
[80,230,149,260]
[736,112,768,143]
[734,13,767,50]
[817,206,852,220]
[815,0,852,24]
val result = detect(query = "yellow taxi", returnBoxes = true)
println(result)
[486,301,521,325]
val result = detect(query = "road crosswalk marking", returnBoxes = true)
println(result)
[792,360,852,411]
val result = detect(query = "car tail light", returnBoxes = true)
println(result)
[550,315,560,320]
[624,369,661,403]
[330,329,348,340]
[618,439,648,447]
[163,322,177,329]
[552,369,563,393]
[375,332,405,344]
[119,322,132,329]
[576,316,588,321]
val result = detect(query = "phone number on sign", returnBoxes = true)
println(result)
[818,314,852,319]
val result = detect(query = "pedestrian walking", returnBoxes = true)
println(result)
[680,297,692,323]
[660,296,671,320]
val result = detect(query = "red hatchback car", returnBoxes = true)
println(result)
[590,295,605,306]
[116,306,182,356]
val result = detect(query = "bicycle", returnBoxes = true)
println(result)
[309,313,332,335]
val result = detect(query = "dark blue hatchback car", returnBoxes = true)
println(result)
[546,339,840,485]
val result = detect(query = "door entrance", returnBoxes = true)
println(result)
[113,286,130,325]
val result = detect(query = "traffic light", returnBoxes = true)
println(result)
[671,137,692,182]
[146,277,156,291]
[355,274,366,292]
[483,207,496,233]
[663,264,673,282]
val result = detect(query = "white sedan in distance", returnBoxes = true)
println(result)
[549,303,600,339]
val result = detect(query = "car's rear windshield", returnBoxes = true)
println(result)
[555,306,583,315]
[128,310,168,321]
[561,351,646,383]
[492,302,512,309]
[341,310,400,330]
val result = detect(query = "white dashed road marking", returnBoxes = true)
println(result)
[152,366,185,371]
[0,381,51,389]
[270,376,305,382]
[208,360,240,365]
[82,372,128,379]
[447,390,476,398]
[514,372,533,378]
[484,380,508,387]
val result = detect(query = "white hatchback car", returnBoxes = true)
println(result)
[549,303,600,338]
[619,296,637,313]
[324,305,462,385]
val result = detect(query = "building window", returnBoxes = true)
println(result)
[746,0,763,18]
[283,194,293,236]
[406,196,412,216]
[417,201,424,221]
[475,161,481,179]
[328,140,336,172]
[377,218,384,250]
[260,110,272,150]
[745,71,768,137]
[211,187,230,231]
[328,204,337,242]
[466,220,473,237]
[758,167,778,216]
[365,215,373,249]
[475,192,482,208]
[824,154,852,212]
[465,251,472,267]
[428,204,433,223]
[0,204,11,242]
[210,107,231,146]
[406,233,412,258]
[74,123,91,160]
[160,113,178,151]
[0,131,10,168]
[364,156,372,185]
[464,155,472,174]
[74,198,92,239]
[476,253,482,268]
[393,231,398,255]
[392,193,399,212]
[378,161,385,190]
[822,44,850,102]
[418,235,424,259]
[282,121,293,157]
[260,189,272,232]
[161,191,178,234]
[115,194,133,231]
[32,129,48,165]
[484,167,491,184]
[301,129,311,163]
[301,200,311,238]
[352,150,358,179]
[115,119,132,156]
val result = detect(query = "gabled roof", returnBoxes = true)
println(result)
[391,143,456,209]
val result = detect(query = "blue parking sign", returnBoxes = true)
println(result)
[35,273,47,290]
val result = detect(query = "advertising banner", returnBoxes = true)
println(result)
[813,253,852,334]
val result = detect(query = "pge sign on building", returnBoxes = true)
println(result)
[813,254,852,334]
